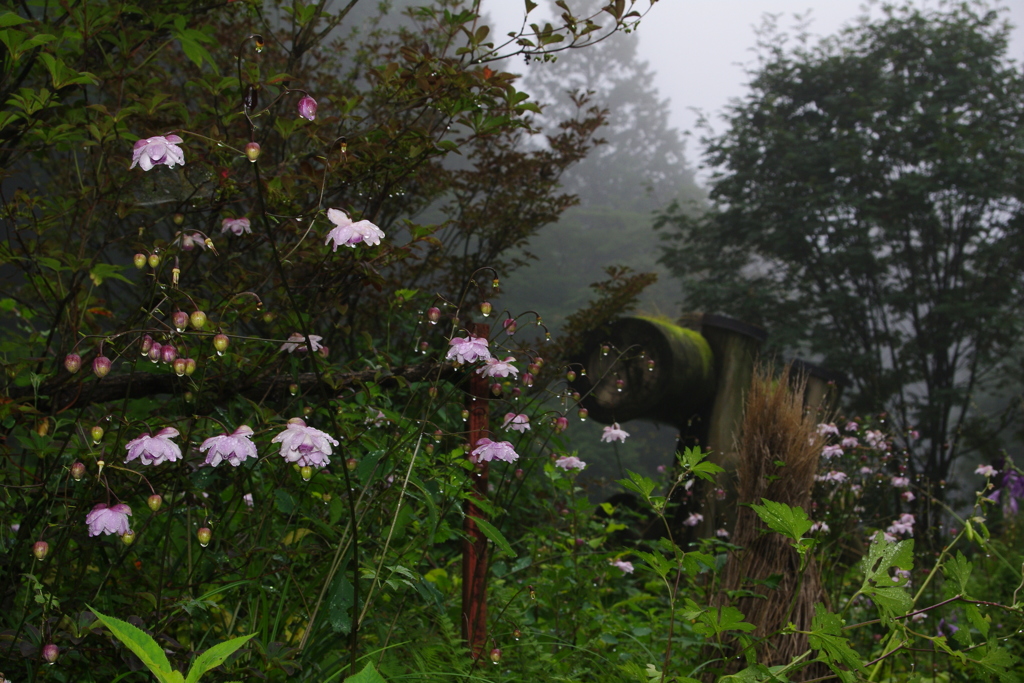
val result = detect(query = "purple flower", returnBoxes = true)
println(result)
[471,438,519,464]
[271,418,339,468]
[324,208,384,250]
[221,217,251,235]
[610,559,634,574]
[200,425,258,467]
[85,503,132,537]
[555,455,586,471]
[280,333,323,353]
[841,436,859,449]
[131,135,185,171]
[684,512,704,527]
[297,95,318,121]
[991,469,1024,514]
[502,413,530,433]
[600,423,629,443]
[822,444,844,459]
[124,427,181,466]
[938,617,959,638]
[446,335,492,365]
[477,356,518,379]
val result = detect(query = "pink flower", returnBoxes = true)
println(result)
[901,490,916,502]
[200,426,258,467]
[131,135,185,171]
[684,512,704,527]
[471,438,519,464]
[845,421,859,432]
[243,493,254,508]
[125,427,181,466]
[859,466,873,475]
[817,423,840,437]
[600,423,629,443]
[610,559,634,574]
[887,513,915,536]
[502,413,530,433]
[477,356,518,379]
[818,470,847,483]
[975,464,997,477]
[502,318,517,335]
[810,521,830,533]
[280,333,323,353]
[85,503,132,537]
[553,416,569,433]
[865,430,888,450]
[324,208,384,250]
[822,444,844,459]
[297,95,318,121]
[891,476,910,488]
[271,418,339,467]
[715,528,730,538]
[555,455,586,471]
[446,335,492,364]
[366,410,387,427]
[221,217,252,235]
[909,430,920,440]
[176,232,207,250]
[841,436,859,449]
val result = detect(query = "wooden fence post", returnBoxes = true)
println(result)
[462,322,491,658]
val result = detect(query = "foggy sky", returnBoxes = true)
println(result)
[485,0,1024,184]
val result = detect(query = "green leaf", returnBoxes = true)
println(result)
[634,550,671,579]
[943,551,973,598]
[682,599,755,638]
[0,11,29,28]
[808,604,866,676]
[618,470,655,500]
[88,606,177,683]
[183,633,255,683]
[328,571,355,635]
[469,515,516,558]
[89,263,132,286]
[974,645,1020,683]
[344,662,388,683]
[750,499,813,542]
[858,532,914,625]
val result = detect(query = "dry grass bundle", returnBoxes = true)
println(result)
[711,364,830,679]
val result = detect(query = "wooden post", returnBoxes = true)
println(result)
[462,322,490,658]
[699,314,767,536]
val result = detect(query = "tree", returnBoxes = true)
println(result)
[656,2,1024,494]
[0,0,660,676]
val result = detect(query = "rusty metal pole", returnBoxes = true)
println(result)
[462,322,490,658]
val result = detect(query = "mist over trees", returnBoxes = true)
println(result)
[500,0,704,329]
[656,2,1024,494]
